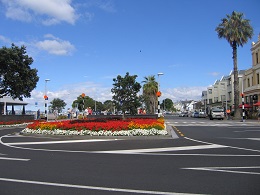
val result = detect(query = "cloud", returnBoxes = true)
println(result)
[25,81,112,111]
[163,86,207,102]
[0,35,11,44]
[96,0,116,13]
[25,81,207,111]
[1,0,78,25]
[35,34,75,55]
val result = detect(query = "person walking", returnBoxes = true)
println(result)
[226,108,231,120]
[37,109,40,120]
[258,107,260,122]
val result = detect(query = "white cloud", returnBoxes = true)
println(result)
[1,0,78,25]
[163,86,207,102]
[96,1,116,13]
[0,35,11,44]
[35,34,75,55]
[25,82,207,111]
[25,81,112,111]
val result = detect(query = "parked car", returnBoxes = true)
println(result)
[209,106,224,120]
[199,111,206,118]
[179,112,188,117]
[192,111,199,118]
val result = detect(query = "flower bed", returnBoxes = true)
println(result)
[21,118,168,136]
[0,120,35,128]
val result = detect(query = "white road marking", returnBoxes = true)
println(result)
[233,129,260,132]
[6,139,118,146]
[185,137,260,153]
[1,135,260,157]
[93,144,227,154]
[0,177,200,195]
[222,138,260,141]
[168,121,260,127]
[250,138,260,141]
[183,166,260,175]
[0,157,30,161]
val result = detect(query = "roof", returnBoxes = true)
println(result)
[229,69,246,75]
[0,96,28,106]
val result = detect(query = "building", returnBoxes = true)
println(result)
[0,96,28,115]
[243,34,260,116]
[202,33,260,118]
[0,96,34,122]
[202,71,244,112]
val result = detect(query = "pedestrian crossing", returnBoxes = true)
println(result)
[166,121,259,127]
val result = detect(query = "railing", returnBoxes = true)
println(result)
[0,115,34,122]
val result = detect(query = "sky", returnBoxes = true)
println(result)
[0,0,260,111]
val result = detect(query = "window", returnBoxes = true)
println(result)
[209,99,212,104]
[257,73,259,85]
[208,89,212,94]
[214,97,218,102]
[256,52,259,64]
[245,96,248,104]
[248,78,250,87]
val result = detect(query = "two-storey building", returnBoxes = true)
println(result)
[243,34,260,116]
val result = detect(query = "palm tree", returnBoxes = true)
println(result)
[142,75,158,114]
[215,11,253,119]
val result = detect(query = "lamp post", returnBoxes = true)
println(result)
[157,72,164,117]
[238,75,245,122]
[222,85,228,110]
[44,79,50,121]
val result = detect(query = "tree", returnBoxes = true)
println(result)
[49,98,67,113]
[72,95,95,112]
[161,98,173,111]
[215,11,253,119]
[111,72,141,117]
[142,75,158,114]
[0,44,39,100]
[103,100,114,112]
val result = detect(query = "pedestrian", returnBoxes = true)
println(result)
[226,108,231,120]
[68,108,71,119]
[37,109,40,120]
[88,107,92,115]
[53,108,58,121]
[139,108,143,114]
[258,107,260,122]
[85,108,89,116]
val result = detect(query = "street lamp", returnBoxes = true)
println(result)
[44,79,50,121]
[238,75,245,122]
[157,72,164,117]
[221,85,228,110]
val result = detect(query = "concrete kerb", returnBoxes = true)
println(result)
[166,125,179,139]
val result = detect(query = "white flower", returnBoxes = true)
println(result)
[21,128,168,136]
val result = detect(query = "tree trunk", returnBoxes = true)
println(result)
[232,41,240,120]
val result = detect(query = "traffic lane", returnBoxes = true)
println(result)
[173,126,260,151]
[2,135,200,152]
[2,128,260,157]
[0,150,207,194]
[1,131,260,194]
[0,180,120,195]
[1,149,259,195]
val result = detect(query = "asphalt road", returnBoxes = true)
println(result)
[0,116,259,195]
